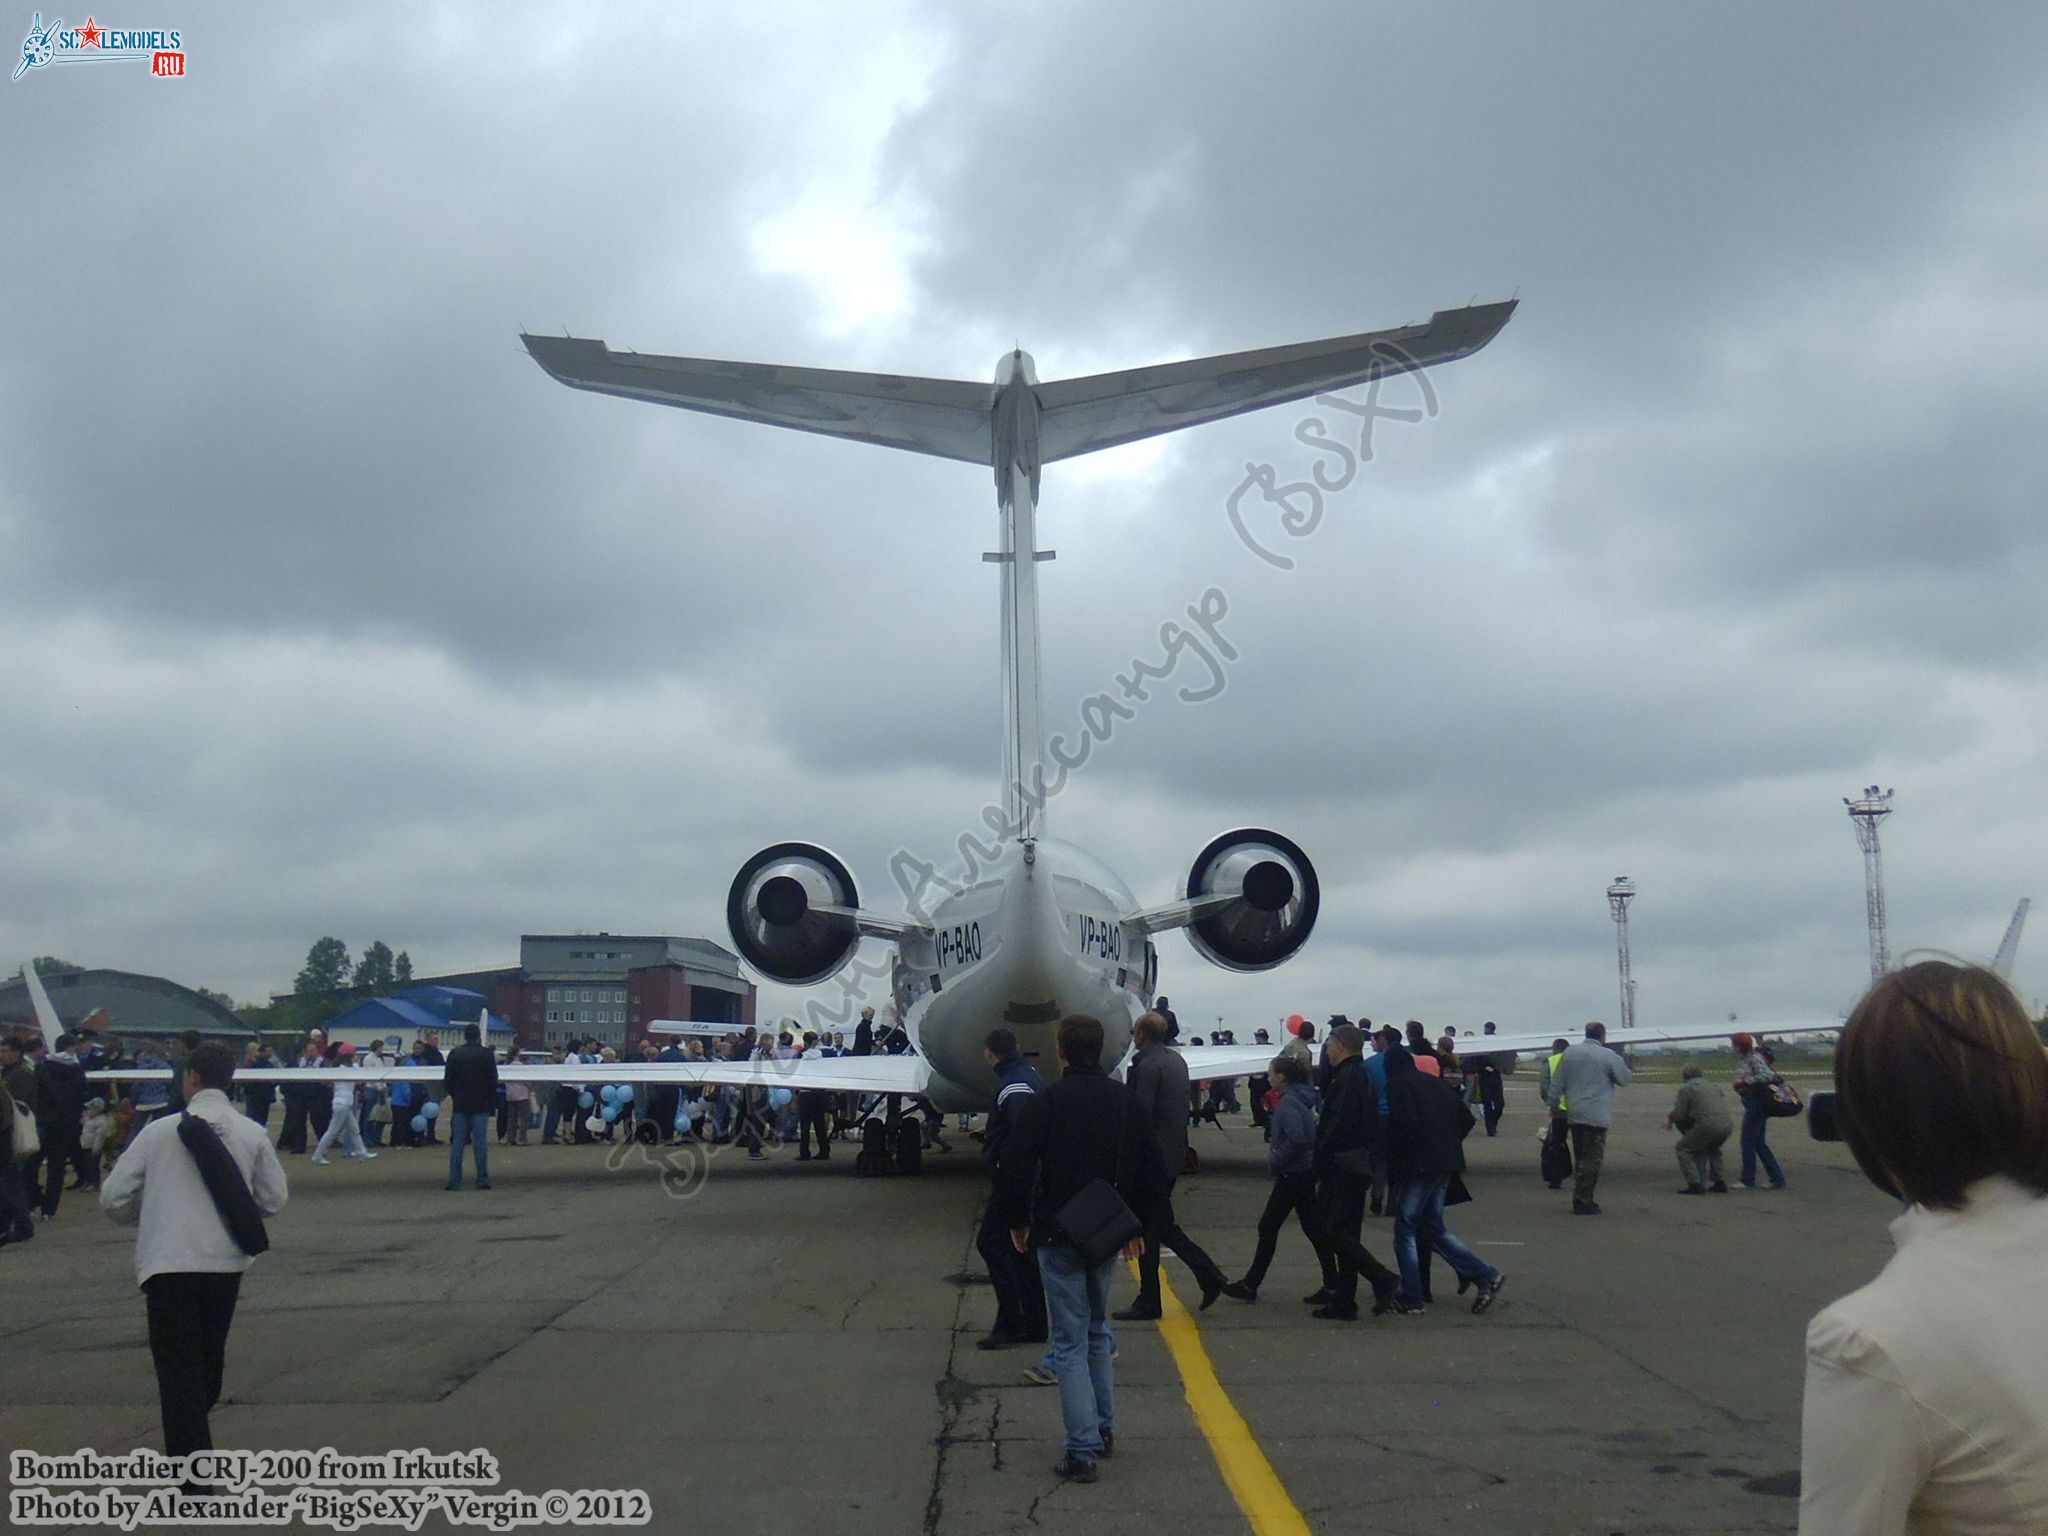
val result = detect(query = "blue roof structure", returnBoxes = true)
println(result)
[390,985,484,1022]
[324,997,449,1040]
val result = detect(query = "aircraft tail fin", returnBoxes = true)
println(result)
[20,961,62,1044]
[1994,897,2031,979]
[520,335,996,466]
[1034,300,1516,462]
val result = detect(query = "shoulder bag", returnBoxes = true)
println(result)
[1765,1078,1804,1119]
[10,1099,39,1158]
[1053,1086,1145,1266]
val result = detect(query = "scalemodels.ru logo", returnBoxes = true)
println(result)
[13,12,185,81]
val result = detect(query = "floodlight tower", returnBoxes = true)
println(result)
[1845,786,1896,982]
[1606,876,1638,1033]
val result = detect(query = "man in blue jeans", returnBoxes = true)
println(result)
[440,1023,499,1192]
[998,1014,1169,1483]
[1384,1042,1507,1314]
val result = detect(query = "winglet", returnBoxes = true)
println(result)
[1994,898,2031,980]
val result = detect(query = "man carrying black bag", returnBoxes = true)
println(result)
[102,1042,288,1488]
[1308,1024,1402,1320]
[1000,1015,1169,1484]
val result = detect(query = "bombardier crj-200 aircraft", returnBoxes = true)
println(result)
[510,304,1524,1110]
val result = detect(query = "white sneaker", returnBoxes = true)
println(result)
[310,1156,331,1165]
[359,1152,377,1160]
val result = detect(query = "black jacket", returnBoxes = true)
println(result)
[1313,1053,1375,1176]
[982,1052,1043,1174]
[997,1064,1170,1244]
[442,1042,500,1115]
[35,1055,88,1125]
[851,1020,874,1057]
[1124,1044,1192,1179]
[1384,1049,1475,1180]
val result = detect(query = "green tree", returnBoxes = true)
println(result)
[32,956,83,976]
[395,950,414,985]
[196,987,238,1012]
[294,937,352,995]
[353,940,397,993]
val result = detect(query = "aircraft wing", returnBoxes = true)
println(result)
[520,335,995,465]
[1034,300,1516,462]
[1170,1042,1285,1081]
[87,1055,933,1095]
[1447,1020,1843,1059]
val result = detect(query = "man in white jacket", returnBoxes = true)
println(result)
[101,1042,289,1478]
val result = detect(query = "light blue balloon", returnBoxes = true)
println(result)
[769,1088,793,1109]
[600,1084,619,1103]
[617,1085,634,1104]
[410,1115,428,1133]
[602,1104,620,1122]
[422,1100,440,1120]
[578,1091,595,1109]
[674,1114,689,1133]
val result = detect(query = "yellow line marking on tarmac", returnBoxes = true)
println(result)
[1146,1268,1314,1536]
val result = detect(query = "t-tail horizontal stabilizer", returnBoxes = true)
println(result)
[519,336,997,463]
[1034,301,1516,461]
[520,301,1516,470]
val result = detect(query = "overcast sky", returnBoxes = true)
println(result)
[4,2,2043,1032]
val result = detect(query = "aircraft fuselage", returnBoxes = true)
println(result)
[896,835,1152,1111]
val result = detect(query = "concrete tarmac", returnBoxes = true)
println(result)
[2,1077,1890,1535]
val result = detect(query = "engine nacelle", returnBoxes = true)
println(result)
[1183,828,1319,972]
[726,842,862,986]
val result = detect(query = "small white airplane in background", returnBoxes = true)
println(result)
[1443,895,2034,1060]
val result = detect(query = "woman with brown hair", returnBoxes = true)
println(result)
[1731,1031,1789,1189]
[1799,960,2048,1534]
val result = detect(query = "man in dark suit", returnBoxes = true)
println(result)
[975,1029,1046,1349]
[440,1024,499,1192]
[1116,1011,1226,1319]
[26,1034,87,1222]
[1309,1023,1401,1319]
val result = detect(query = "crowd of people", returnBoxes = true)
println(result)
[7,966,2046,1528]
[977,966,2048,1527]
[978,1010,1513,1481]
[246,1006,935,1175]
